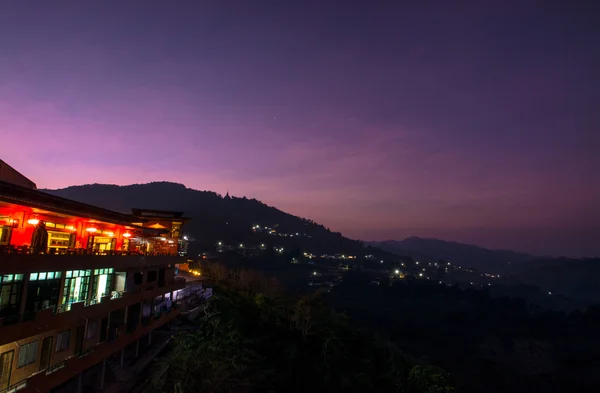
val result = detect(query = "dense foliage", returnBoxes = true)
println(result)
[147,264,453,393]
[329,271,600,393]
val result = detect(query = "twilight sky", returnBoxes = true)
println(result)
[1,1,599,256]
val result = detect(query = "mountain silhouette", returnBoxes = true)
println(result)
[369,236,535,273]
[42,182,365,256]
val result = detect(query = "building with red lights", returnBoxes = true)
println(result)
[0,162,192,393]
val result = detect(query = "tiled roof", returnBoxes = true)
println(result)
[0,180,142,226]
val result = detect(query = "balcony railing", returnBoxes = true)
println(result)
[0,281,184,331]
[0,378,28,393]
[0,245,179,257]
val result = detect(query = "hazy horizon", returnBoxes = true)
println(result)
[42,180,599,258]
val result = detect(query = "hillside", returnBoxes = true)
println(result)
[506,257,600,302]
[370,237,535,274]
[42,182,368,257]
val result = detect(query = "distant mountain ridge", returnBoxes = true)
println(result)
[44,182,541,275]
[42,182,366,256]
[369,237,536,273]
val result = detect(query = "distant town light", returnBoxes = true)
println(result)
[183,236,188,241]
[394,269,400,274]
[313,271,317,276]
[416,261,419,265]
[419,273,423,277]
[548,291,552,295]
[217,242,222,246]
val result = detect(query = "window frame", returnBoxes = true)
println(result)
[56,330,71,352]
[17,340,38,368]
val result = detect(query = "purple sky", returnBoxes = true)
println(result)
[1,1,599,256]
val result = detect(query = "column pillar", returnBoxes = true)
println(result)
[18,274,30,321]
[99,360,106,389]
[77,372,83,393]
[119,348,125,368]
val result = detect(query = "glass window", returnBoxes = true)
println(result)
[15,274,23,281]
[29,273,38,281]
[66,271,71,278]
[17,341,38,368]
[47,272,54,280]
[39,272,46,280]
[85,320,97,339]
[56,330,70,352]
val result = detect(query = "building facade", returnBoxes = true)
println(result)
[0,167,190,393]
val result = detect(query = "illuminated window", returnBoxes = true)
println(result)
[29,272,61,281]
[62,270,91,309]
[0,274,22,284]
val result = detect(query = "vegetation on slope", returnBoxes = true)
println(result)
[147,264,453,393]
[329,271,600,393]
[44,182,369,255]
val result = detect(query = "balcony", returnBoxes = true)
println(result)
[0,251,186,274]
[15,308,180,393]
[0,278,185,346]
